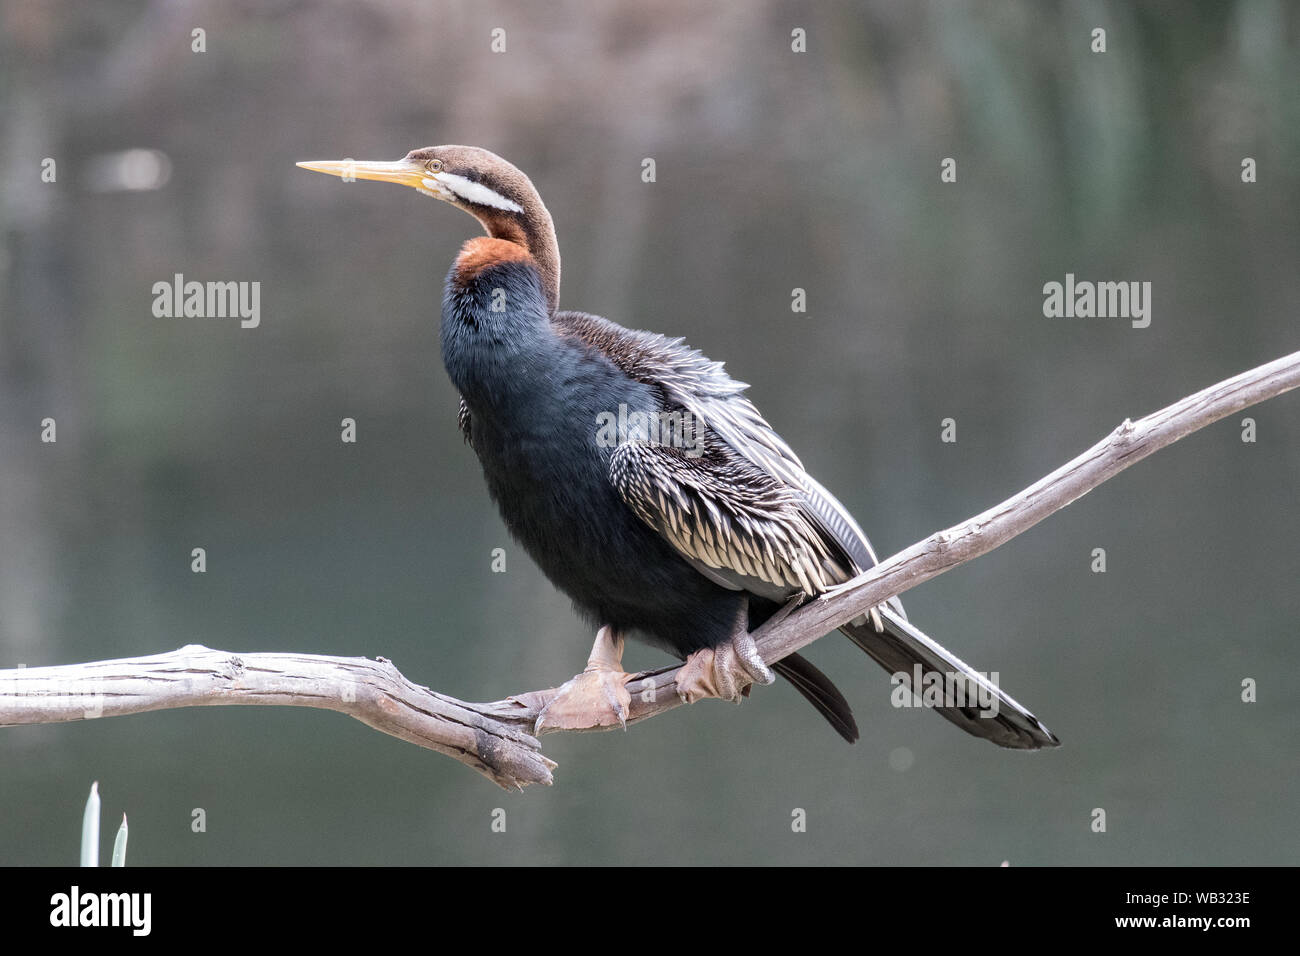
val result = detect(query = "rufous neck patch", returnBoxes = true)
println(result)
[453,237,534,285]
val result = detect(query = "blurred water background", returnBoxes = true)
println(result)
[1,0,1297,864]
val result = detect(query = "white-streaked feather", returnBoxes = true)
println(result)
[561,311,904,617]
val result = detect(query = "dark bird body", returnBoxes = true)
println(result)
[444,259,747,658]
[300,145,1059,750]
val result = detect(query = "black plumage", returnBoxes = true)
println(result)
[299,145,1059,750]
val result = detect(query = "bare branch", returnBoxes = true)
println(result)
[2,351,1297,789]
[0,646,558,790]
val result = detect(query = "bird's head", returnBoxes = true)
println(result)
[297,145,560,312]
[297,145,541,227]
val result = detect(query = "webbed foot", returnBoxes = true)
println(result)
[676,627,775,704]
[535,626,633,733]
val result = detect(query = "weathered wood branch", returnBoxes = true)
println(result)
[2,351,1298,790]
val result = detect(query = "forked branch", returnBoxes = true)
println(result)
[2,350,1298,789]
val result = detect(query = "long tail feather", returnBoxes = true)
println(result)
[772,652,859,743]
[840,608,1059,750]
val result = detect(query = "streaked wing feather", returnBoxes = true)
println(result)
[608,440,847,601]
[552,311,897,605]
[456,396,472,446]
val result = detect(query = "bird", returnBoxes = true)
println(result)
[297,145,1059,750]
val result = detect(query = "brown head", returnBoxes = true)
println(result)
[297,146,561,313]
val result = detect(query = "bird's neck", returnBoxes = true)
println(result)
[470,205,561,315]
[442,240,553,410]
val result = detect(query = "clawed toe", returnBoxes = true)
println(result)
[536,667,631,732]
[535,626,633,734]
[676,628,774,704]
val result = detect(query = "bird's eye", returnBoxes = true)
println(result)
[425,159,444,172]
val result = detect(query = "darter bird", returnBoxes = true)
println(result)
[297,146,1059,750]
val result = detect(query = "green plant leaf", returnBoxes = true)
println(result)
[110,814,128,867]
[80,782,100,867]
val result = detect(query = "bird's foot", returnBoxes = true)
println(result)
[676,628,775,704]
[535,627,633,733]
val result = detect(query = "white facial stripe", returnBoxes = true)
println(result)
[420,178,451,199]
[430,171,524,213]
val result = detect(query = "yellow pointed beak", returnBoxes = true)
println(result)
[296,158,430,190]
